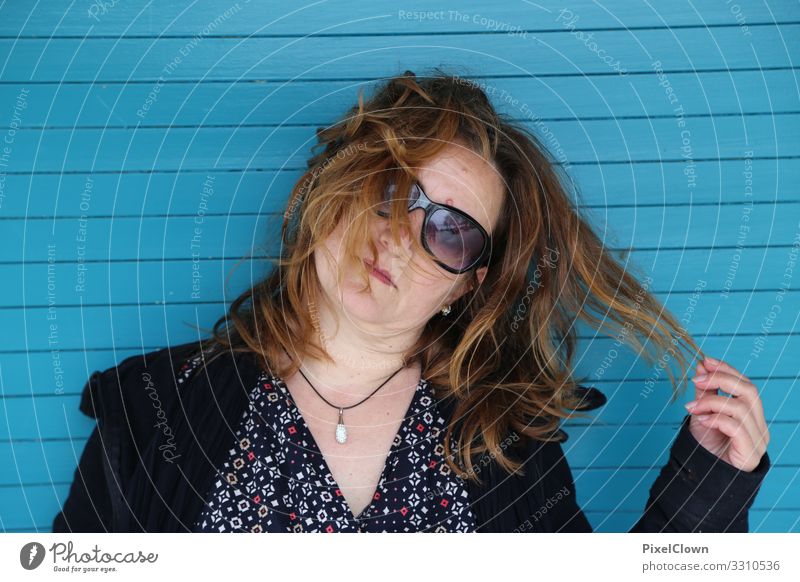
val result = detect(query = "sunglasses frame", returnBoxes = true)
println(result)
[376,180,492,275]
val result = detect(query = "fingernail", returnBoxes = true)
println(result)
[697,415,710,422]
[684,400,697,410]
[704,356,720,365]
[692,374,708,382]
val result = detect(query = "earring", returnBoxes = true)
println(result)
[440,304,451,316]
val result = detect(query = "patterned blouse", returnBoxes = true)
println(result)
[182,353,477,532]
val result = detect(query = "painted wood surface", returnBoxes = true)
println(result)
[0,0,797,532]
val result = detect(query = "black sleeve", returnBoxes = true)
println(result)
[530,435,595,532]
[630,413,771,532]
[52,372,113,533]
[52,422,113,532]
[540,386,598,532]
[51,343,203,533]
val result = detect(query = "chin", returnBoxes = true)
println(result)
[339,289,385,320]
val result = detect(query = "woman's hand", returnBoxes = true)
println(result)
[683,356,770,472]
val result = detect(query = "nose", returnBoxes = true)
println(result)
[376,212,416,261]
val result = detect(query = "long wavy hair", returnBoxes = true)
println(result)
[193,66,704,486]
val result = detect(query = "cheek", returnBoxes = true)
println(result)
[319,218,361,269]
[313,229,351,292]
[401,259,463,301]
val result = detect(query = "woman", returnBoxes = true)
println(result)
[53,68,770,533]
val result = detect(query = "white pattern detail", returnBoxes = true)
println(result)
[189,359,477,533]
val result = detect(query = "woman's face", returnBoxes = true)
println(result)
[314,141,505,334]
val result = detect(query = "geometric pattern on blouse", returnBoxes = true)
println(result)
[184,352,478,532]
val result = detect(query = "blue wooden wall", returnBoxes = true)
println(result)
[1,0,798,532]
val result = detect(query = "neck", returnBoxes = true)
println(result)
[282,294,423,402]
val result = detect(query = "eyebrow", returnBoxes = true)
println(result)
[417,178,458,210]
[417,178,490,234]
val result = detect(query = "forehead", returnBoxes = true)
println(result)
[415,143,504,236]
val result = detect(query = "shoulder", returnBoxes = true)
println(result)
[76,340,268,466]
[505,385,607,497]
[514,384,607,458]
[77,340,203,420]
[77,340,265,430]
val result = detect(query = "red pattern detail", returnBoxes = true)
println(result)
[193,364,476,532]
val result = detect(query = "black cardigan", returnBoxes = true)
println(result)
[52,341,770,533]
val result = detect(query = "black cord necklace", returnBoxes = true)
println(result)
[280,346,406,444]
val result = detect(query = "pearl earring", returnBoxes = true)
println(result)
[440,304,451,316]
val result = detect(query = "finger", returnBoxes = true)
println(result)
[692,370,758,402]
[686,394,761,446]
[691,371,721,407]
[699,357,769,436]
[687,394,747,418]
[750,394,770,439]
[759,424,771,449]
[694,360,711,401]
[735,381,770,437]
[695,372,770,442]
[694,413,761,470]
[751,425,770,451]
[702,356,750,384]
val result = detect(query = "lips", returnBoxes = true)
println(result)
[363,259,396,288]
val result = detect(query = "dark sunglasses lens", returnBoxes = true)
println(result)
[376,182,418,216]
[376,182,486,272]
[426,207,486,271]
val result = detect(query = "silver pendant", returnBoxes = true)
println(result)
[335,407,347,444]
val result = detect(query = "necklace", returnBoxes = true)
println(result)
[281,346,407,444]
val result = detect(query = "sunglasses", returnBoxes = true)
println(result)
[376,180,492,274]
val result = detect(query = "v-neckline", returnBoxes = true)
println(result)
[269,373,426,522]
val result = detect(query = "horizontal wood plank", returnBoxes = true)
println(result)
[0,290,796,353]
[1,246,796,308]
[2,116,798,174]
[1,26,797,83]
[1,158,798,221]
[2,0,798,37]
[1,335,795,396]
[3,202,798,266]
[2,376,798,440]
[2,70,798,129]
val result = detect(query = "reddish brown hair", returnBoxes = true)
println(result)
[195,67,704,485]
